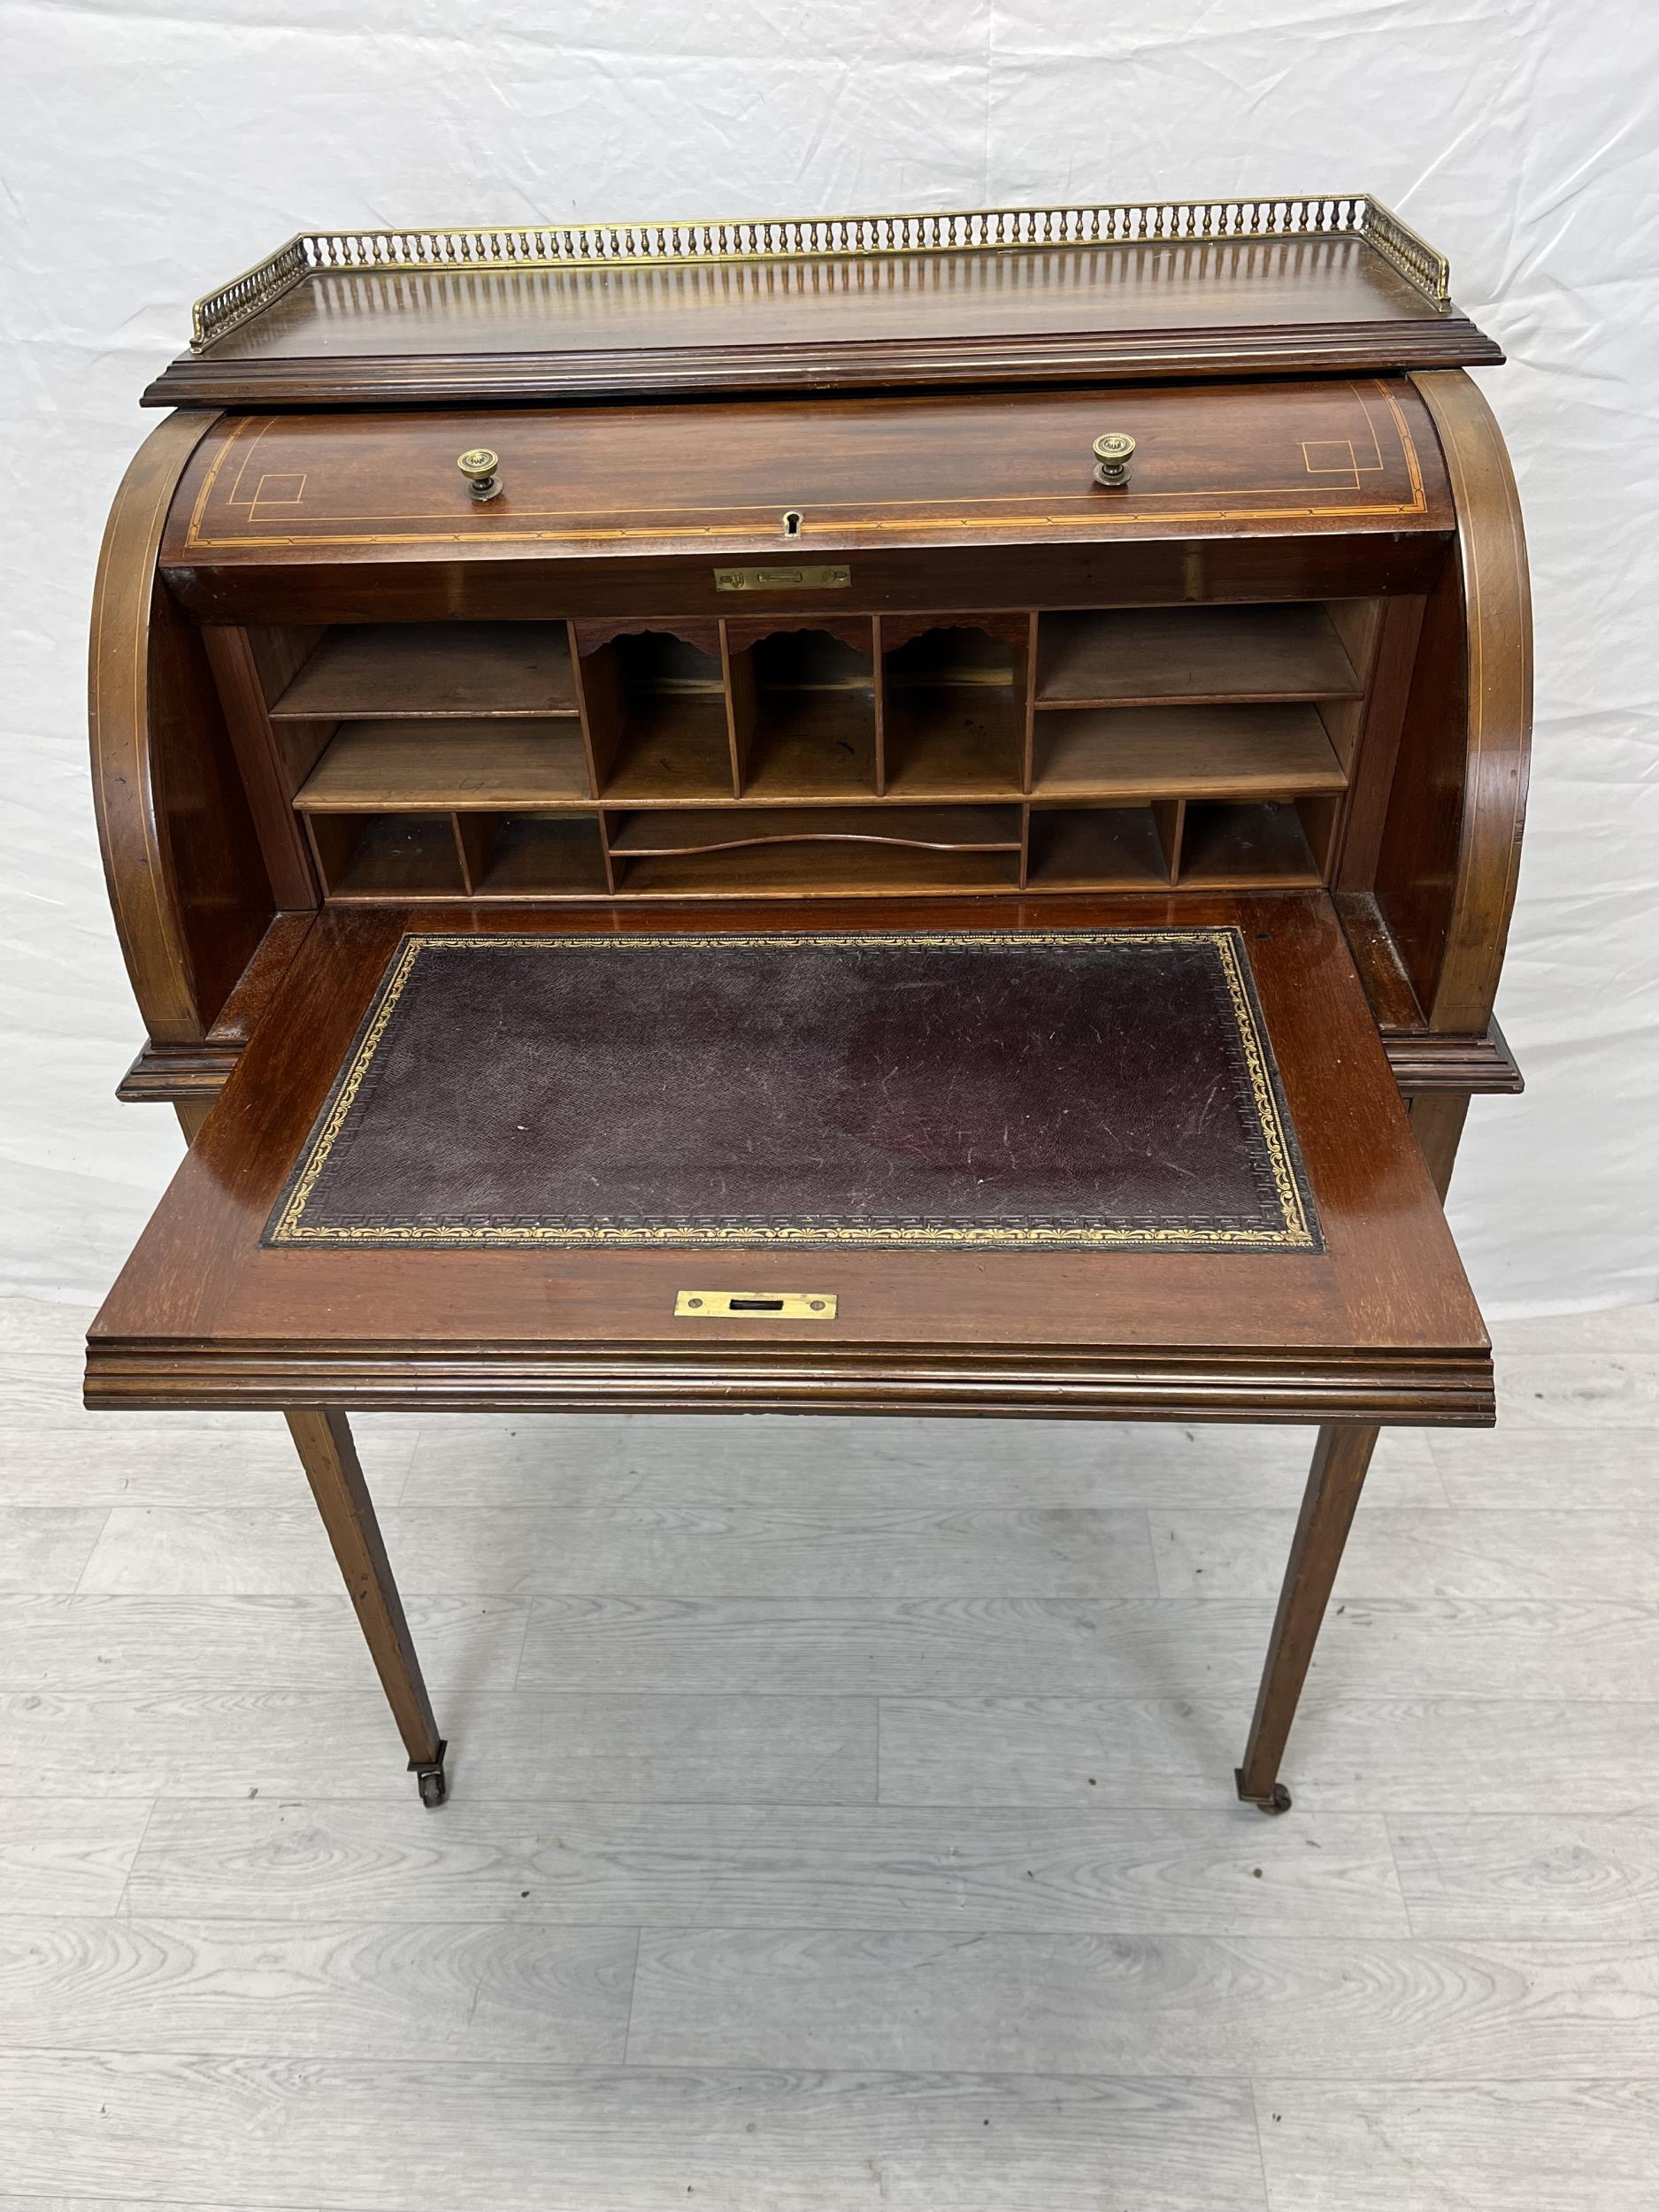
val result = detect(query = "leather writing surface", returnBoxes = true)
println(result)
[265,927,1318,1253]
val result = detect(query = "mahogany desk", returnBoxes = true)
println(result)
[86,199,1529,1810]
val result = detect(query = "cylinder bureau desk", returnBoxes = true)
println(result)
[85,199,1529,1809]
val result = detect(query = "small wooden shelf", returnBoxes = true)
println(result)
[273,624,579,719]
[1032,704,1346,801]
[1035,604,1362,708]
[464,815,610,898]
[742,693,879,801]
[617,843,1019,897]
[883,686,1024,800]
[608,805,1020,857]
[602,696,735,804]
[1026,806,1174,889]
[1178,801,1323,886]
[296,721,593,810]
[307,812,465,899]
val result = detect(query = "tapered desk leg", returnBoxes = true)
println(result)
[285,1409,447,1806]
[173,1099,212,1145]
[1236,1422,1379,1813]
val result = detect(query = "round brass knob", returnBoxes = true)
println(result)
[1092,431,1136,488]
[457,448,502,502]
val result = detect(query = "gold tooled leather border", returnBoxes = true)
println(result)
[266,927,1319,1252]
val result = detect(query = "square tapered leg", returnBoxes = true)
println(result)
[1236,1422,1379,1811]
[285,1408,447,1806]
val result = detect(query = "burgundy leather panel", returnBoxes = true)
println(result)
[265,927,1319,1252]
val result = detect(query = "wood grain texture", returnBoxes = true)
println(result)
[1492,1350,1659,1428]
[513,1586,1659,1703]
[0,2055,1266,2211]
[1303,1596,1659,1701]
[8,1296,1659,2212]
[151,315,1502,409]
[626,1927,1659,2074]
[395,1411,1448,1512]
[0,1801,151,1913]
[124,1799,1408,1935]
[1408,1089,1471,1201]
[1383,1021,1522,1094]
[0,1417,321,1506]
[1427,1424,1659,1508]
[1035,603,1362,706]
[1256,2082,1659,2212]
[1409,371,1533,1033]
[0,1917,635,2059]
[517,1593,1283,1698]
[272,622,579,719]
[146,224,1497,409]
[1380,371,1532,1030]
[1237,1424,1377,1803]
[0,1509,111,1594]
[879,1696,1659,1815]
[296,722,592,810]
[157,380,1454,631]
[1030,703,1345,799]
[0,1593,531,1695]
[0,1690,875,1803]
[88,410,234,1044]
[77,1502,1161,1599]
[283,1409,442,1770]
[1391,1814,1659,1936]
[198,626,319,906]
[1156,1506,1659,1601]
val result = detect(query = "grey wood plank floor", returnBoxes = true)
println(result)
[4,1295,1658,2209]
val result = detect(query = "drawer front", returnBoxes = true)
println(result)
[165,377,1450,578]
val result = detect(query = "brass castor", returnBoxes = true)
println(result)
[410,1741,449,1808]
[1235,1770,1293,1814]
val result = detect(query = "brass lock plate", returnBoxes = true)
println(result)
[675,1289,838,1319]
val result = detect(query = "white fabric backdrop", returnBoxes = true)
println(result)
[2,0,1655,1313]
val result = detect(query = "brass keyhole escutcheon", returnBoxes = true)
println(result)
[674,1289,839,1319]
[1092,431,1136,488]
[457,448,502,502]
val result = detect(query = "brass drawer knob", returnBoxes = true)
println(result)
[457,448,502,502]
[1092,431,1136,488]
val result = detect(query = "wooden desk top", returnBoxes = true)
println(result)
[86,892,1490,1426]
[144,197,1500,408]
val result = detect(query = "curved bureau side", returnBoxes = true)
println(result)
[1382,370,1533,1035]
[90,409,273,1048]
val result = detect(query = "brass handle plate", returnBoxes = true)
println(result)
[1092,431,1136,488]
[457,447,502,501]
[675,1289,838,1319]
[714,565,851,593]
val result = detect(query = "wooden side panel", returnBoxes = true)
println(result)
[90,411,274,1043]
[90,414,213,1044]
[1371,551,1466,1005]
[200,627,321,908]
[1378,372,1532,1030]
[148,585,280,1025]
